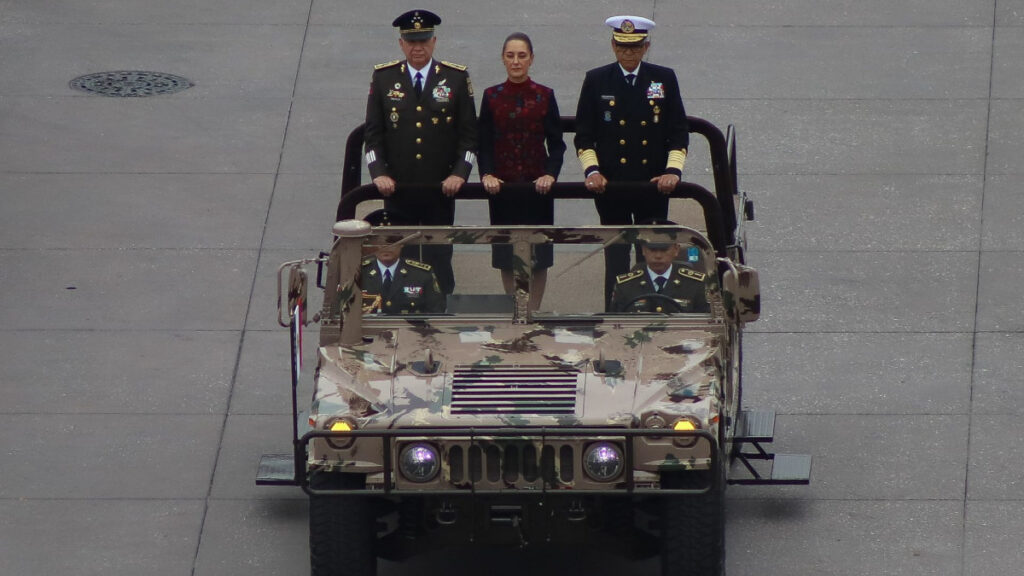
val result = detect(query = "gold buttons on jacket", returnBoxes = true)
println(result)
[416,138,422,144]
[416,153,422,159]
[416,122,422,128]
[620,158,627,164]
[641,121,647,126]
[619,139,626,145]
[642,159,648,165]
[619,120,626,126]
[642,140,648,146]
[416,105,423,112]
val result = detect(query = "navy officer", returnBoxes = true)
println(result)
[574,15,689,309]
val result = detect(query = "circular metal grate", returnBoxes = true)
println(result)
[69,71,194,97]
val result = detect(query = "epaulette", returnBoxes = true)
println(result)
[405,259,433,271]
[374,60,401,70]
[440,60,467,71]
[616,270,644,284]
[361,257,375,266]
[677,267,706,281]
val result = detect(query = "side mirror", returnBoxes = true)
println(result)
[286,266,308,326]
[721,263,760,324]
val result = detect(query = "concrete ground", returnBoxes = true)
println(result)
[1,0,1022,575]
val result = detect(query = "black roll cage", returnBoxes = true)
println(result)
[336,115,742,255]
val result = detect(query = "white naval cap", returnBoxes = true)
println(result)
[605,15,655,44]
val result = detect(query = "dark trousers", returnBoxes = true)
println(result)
[385,192,457,294]
[594,190,669,309]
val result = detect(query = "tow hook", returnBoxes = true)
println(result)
[567,499,586,522]
[490,505,528,547]
[436,500,457,525]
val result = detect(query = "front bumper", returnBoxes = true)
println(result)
[301,427,718,496]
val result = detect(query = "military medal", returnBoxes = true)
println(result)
[389,111,399,125]
[653,104,661,124]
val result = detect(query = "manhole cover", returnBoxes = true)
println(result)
[69,71,194,97]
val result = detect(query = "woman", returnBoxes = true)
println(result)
[478,32,566,310]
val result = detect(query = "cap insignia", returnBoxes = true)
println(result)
[621,19,635,33]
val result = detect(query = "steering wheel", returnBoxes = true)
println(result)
[618,293,687,313]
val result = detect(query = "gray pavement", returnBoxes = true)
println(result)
[1,0,1021,575]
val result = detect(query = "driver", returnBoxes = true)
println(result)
[609,237,709,313]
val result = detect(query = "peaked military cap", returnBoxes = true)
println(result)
[605,15,655,45]
[393,9,441,41]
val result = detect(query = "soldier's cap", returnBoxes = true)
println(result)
[363,208,413,226]
[393,9,441,41]
[638,218,677,250]
[606,15,655,45]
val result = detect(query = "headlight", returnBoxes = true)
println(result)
[324,417,356,449]
[583,442,624,482]
[398,443,440,483]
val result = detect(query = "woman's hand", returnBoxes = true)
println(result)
[482,174,503,195]
[534,175,555,195]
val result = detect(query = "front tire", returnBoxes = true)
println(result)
[309,471,376,576]
[660,469,725,576]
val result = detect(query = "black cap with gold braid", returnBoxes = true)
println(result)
[393,10,441,41]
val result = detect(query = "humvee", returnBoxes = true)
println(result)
[256,117,810,576]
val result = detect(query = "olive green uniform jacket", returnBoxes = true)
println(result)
[361,258,445,315]
[609,264,709,313]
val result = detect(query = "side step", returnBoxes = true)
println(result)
[729,409,811,486]
[255,453,300,486]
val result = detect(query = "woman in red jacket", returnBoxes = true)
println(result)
[478,32,566,310]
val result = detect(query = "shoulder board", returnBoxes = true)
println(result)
[440,60,467,71]
[361,257,375,266]
[405,259,433,271]
[677,267,706,281]
[616,270,644,284]
[374,60,401,70]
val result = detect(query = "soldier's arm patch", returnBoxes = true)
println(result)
[677,267,706,281]
[616,270,644,284]
[374,60,401,70]
[440,60,467,71]
[405,259,433,271]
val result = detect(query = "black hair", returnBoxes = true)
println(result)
[502,32,534,54]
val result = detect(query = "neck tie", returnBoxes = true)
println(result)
[625,73,636,86]
[655,276,667,292]
[383,269,393,293]
[414,72,423,97]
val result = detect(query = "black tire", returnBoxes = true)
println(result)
[660,469,725,576]
[309,472,376,576]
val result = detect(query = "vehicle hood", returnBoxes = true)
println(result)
[310,321,724,429]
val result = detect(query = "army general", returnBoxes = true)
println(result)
[363,9,478,295]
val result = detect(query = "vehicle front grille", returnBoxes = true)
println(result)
[450,365,579,415]
[447,442,575,486]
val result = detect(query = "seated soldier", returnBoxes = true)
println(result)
[609,237,709,313]
[361,210,446,314]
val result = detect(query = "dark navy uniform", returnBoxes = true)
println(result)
[361,257,445,315]
[609,264,708,313]
[574,16,689,309]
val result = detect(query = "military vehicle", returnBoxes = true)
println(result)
[256,117,810,576]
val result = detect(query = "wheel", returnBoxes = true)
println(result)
[309,471,376,576]
[660,468,725,576]
[618,292,687,313]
